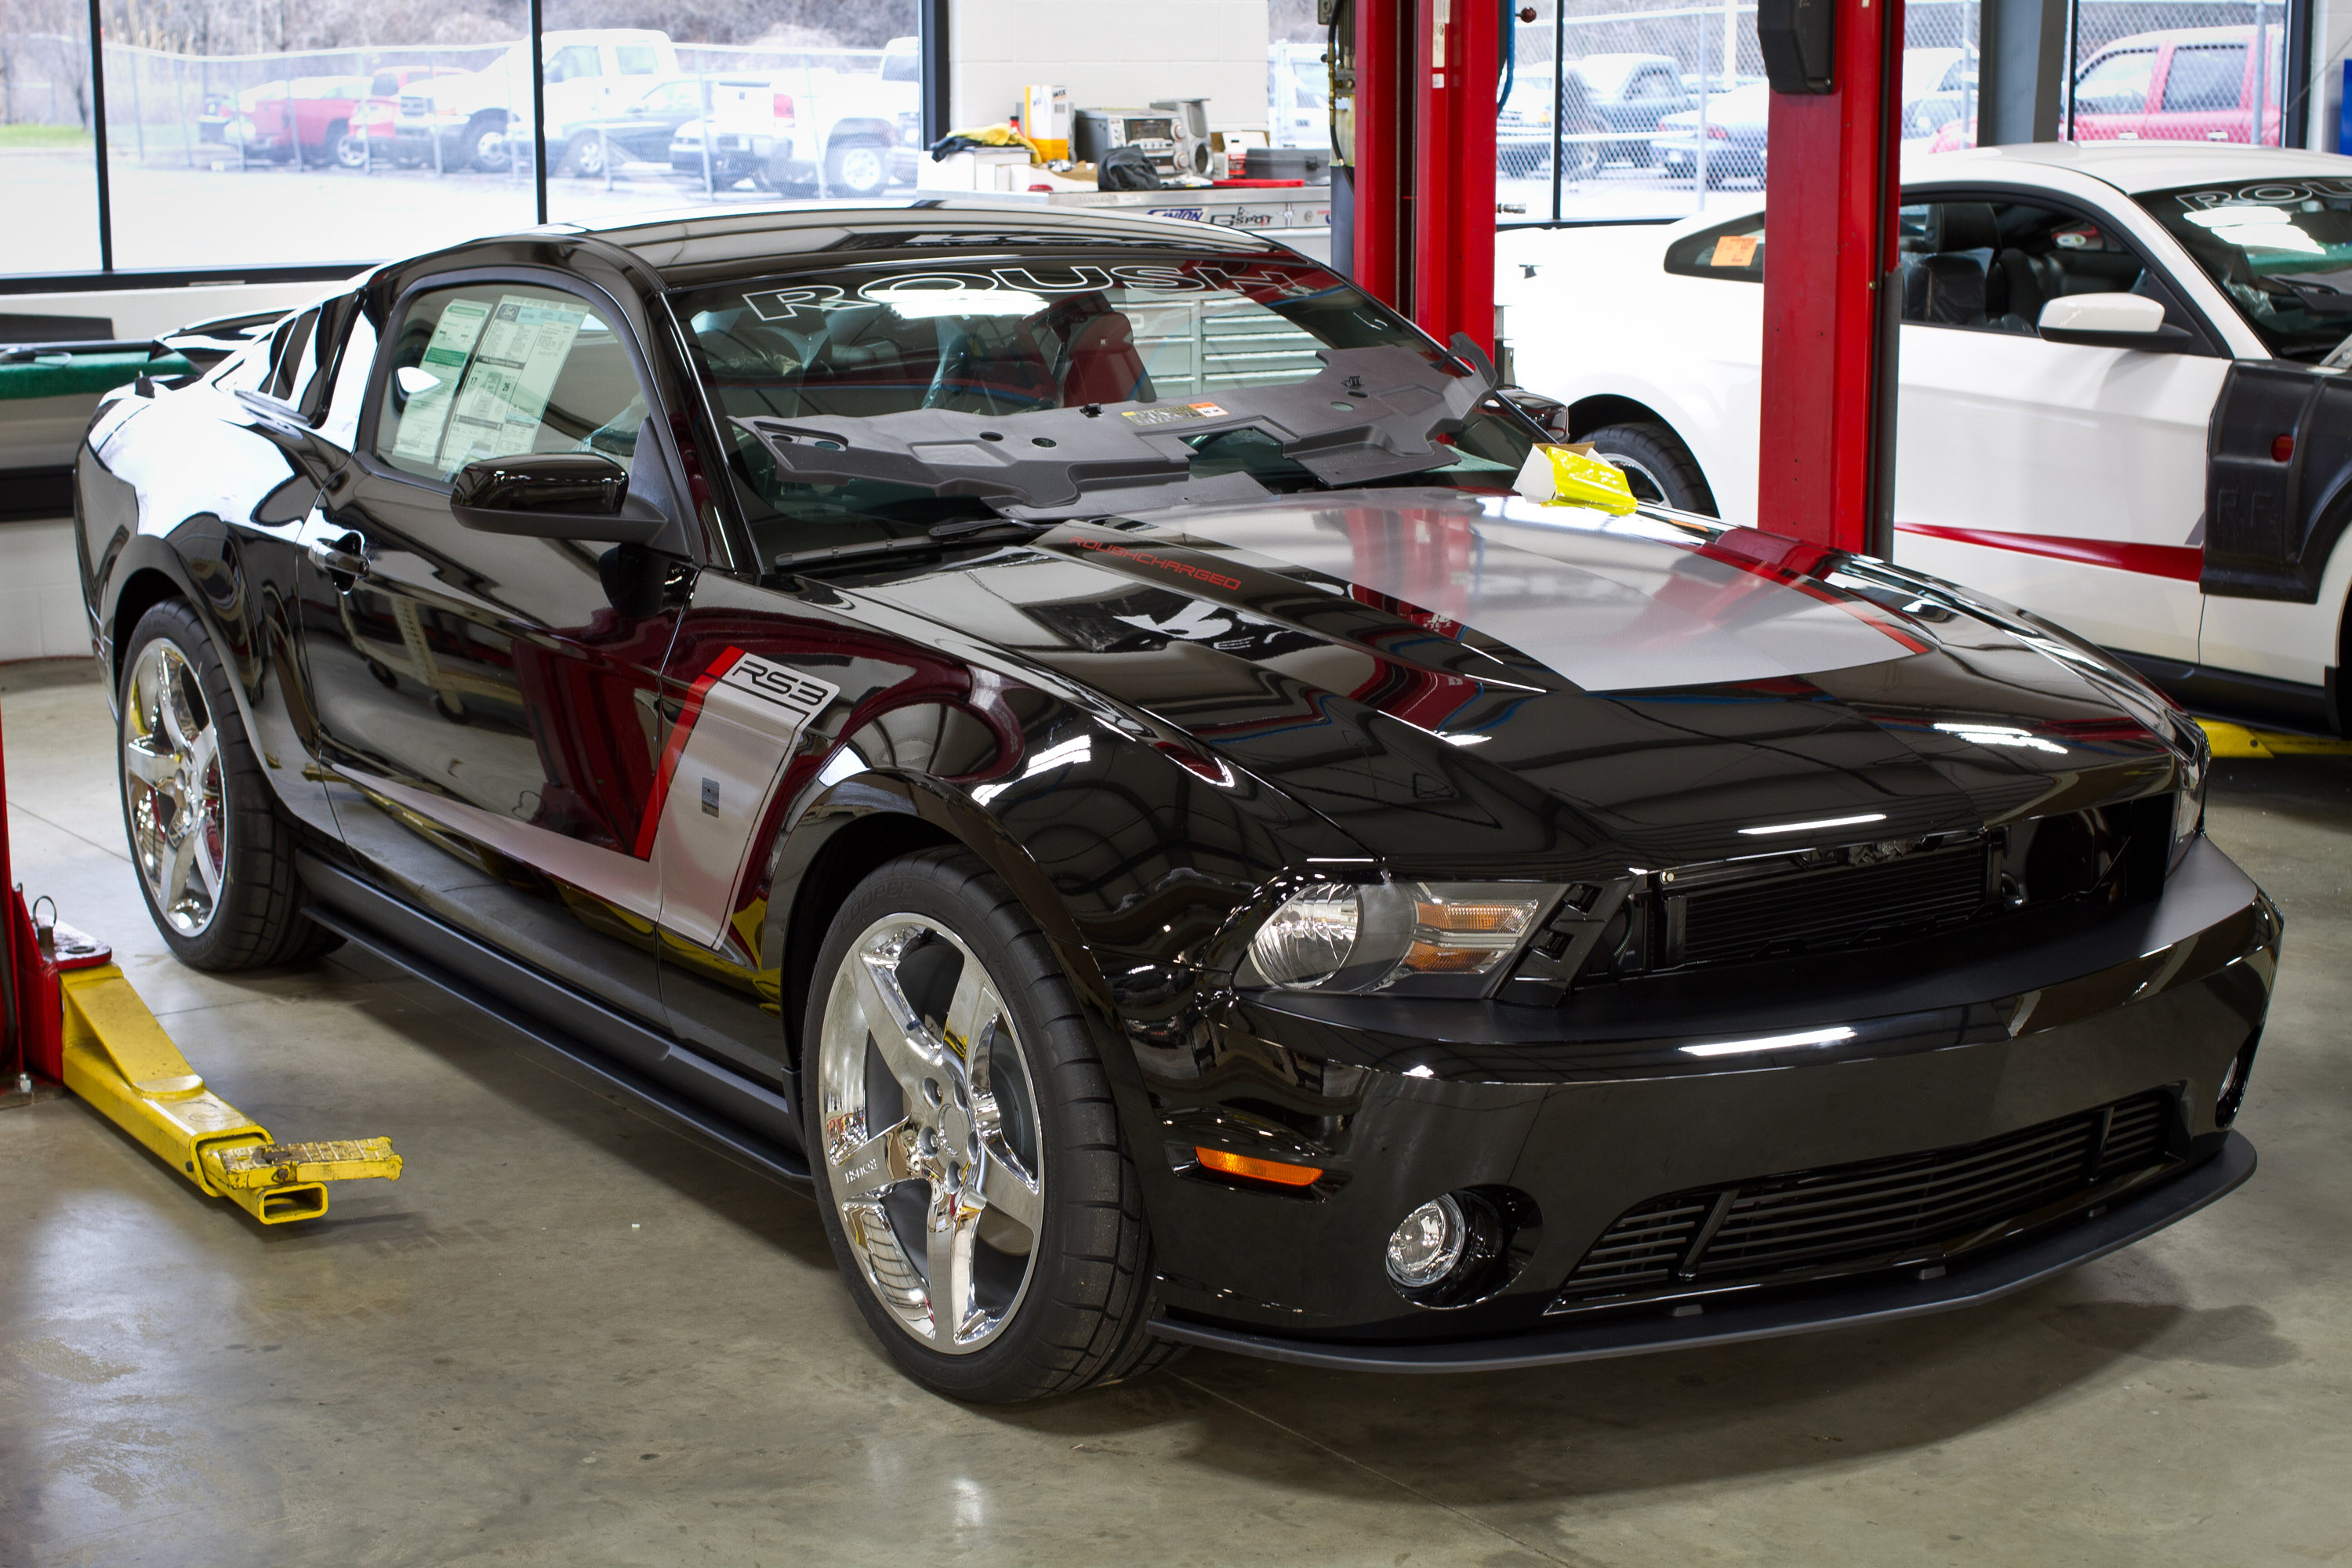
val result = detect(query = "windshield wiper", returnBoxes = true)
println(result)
[769,518,1047,576]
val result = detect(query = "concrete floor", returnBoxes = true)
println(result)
[2,652,2347,1568]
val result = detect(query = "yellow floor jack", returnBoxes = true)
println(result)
[2,717,401,1222]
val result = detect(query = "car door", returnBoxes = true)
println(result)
[297,268,696,1028]
[1888,193,2230,664]
[615,80,695,161]
[2071,45,2159,141]
[2149,39,2249,143]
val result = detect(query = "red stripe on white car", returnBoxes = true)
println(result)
[1898,523,2205,583]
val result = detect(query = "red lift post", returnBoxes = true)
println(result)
[1341,0,1903,556]
[1755,0,1906,556]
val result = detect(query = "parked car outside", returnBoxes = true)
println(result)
[351,67,470,168]
[76,200,2264,1401]
[554,75,764,178]
[1496,69,1604,180]
[670,62,913,197]
[1932,25,2285,153]
[226,77,371,168]
[1502,143,2352,735]
[2074,26,2285,145]
[1651,81,1769,185]
[1571,53,1692,165]
[394,30,680,172]
[1269,40,1331,148]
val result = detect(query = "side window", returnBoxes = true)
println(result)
[547,45,601,84]
[2074,49,2156,114]
[1664,212,1766,280]
[317,305,379,450]
[615,45,661,75]
[1896,198,2205,346]
[2161,45,2246,113]
[371,71,398,96]
[372,285,655,488]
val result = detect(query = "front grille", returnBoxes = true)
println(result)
[1677,845,1989,967]
[398,94,428,115]
[1552,1091,2176,1311]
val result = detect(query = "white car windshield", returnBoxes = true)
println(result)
[2138,177,2352,360]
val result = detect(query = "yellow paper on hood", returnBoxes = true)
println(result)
[1512,442,1637,514]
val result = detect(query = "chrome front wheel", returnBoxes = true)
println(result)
[123,638,227,938]
[816,913,1045,1356]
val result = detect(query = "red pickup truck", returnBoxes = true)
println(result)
[230,67,465,169]
[1928,25,2286,152]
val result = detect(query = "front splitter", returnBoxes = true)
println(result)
[1147,1132,2255,1373]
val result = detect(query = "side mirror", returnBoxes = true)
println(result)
[451,452,664,543]
[2038,292,2191,350]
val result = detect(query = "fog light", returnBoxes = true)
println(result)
[1386,1194,1468,1289]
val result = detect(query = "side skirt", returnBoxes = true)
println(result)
[298,854,811,1187]
[2112,652,2341,738]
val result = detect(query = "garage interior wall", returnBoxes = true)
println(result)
[947,0,1272,132]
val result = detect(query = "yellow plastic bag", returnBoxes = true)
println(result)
[1512,442,1637,515]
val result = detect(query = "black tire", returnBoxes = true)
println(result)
[823,137,890,198]
[1582,420,1718,516]
[464,112,511,172]
[117,600,341,971]
[328,121,364,169]
[557,131,605,178]
[801,846,1179,1401]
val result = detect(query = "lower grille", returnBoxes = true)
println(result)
[1677,845,1990,967]
[1552,1091,2176,1310]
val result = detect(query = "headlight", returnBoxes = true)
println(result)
[1240,880,1564,997]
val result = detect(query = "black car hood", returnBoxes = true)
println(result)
[857,488,2185,878]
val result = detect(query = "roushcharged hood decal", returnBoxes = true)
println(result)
[1145,490,1920,693]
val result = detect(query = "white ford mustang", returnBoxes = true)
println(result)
[1502,143,2352,734]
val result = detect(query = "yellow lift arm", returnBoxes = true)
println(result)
[56,962,401,1223]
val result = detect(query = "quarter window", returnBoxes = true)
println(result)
[1664,213,1766,280]
[373,284,652,485]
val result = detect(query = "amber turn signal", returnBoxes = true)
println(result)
[1196,1147,1323,1187]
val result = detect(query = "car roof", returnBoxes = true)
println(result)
[1904,143,2352,195]
[2092,24,2263,52]
[568,198,1291,289]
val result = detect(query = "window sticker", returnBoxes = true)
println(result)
[1122,401,1230,426]
[389,296,490,466]
[1711,234,1759,267]
[435,295,590,474]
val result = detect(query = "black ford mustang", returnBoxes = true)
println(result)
[74,201,2274,1402]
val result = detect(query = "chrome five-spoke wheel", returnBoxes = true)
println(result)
[817,914,1045,1354]
[123,639,227,938]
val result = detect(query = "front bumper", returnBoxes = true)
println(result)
[1152,1133,2254,1370]
[1142,835,2277,1363]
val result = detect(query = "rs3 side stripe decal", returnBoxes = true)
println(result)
[1897,523,2205,583]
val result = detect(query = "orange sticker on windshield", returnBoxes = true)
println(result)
[1711,235,1759,267]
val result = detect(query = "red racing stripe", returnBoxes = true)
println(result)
[1896,523,2204,583]
[633,646,745,861]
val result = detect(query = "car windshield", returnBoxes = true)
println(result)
[2136,177,2352,360]
[675,252,1541,561]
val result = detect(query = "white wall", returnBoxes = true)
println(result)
[949,0,1272,134]
[0,521,91,660]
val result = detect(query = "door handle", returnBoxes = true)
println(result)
[307,539,369,579]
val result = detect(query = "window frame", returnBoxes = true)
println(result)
[1893,183,2229,356]
[357,264,692,528]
